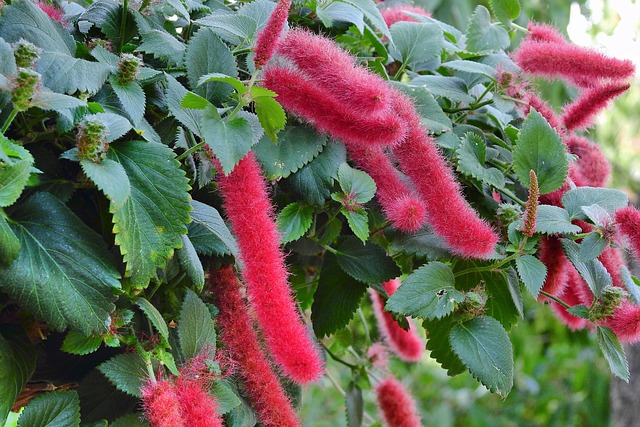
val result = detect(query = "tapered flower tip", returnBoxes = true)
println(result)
[381,6,431,27]
[604,300,640,343]
[566,135,611,187]
[375,377,423,427]
[386,195,427,233]
[253,0,291,69]
[526,22,566,44]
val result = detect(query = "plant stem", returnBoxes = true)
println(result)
[511,23,529,34]
[1,108,18,134]
[358,308,372,344]
[175,141,206,161]
[454,253,518,277]
[120,0,129,53]
[322,344,359,369]
[539,290,572,310]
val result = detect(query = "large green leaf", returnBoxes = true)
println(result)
[165,74,204,137]
[456,133,505,189]
[290,140,346,206]
[340,0,392,42]
[0,333,35,424]
[561,239,611,297]
[98,353,149,398]
[78,0,136,49]
[562,187,628,220]
[109,77,146,126]
[195,13,258,45]
[341,208,370,243]
[335,236,400,285]
[254,95,287,142]
[0,212,20,266]
[317,1,364,33]
[17,391,80,427]
[37,52,111,95]
[253,126,326,180]
[390,22,443,67]
[515,255,547,298]
[312,251,368,337]
[392,83,451,134]
[137,29,186,66]
[0,193,120,334]
[578,232,607,262]
[535,205,582,234]
[387,262,464,320]
[80,159,131,209]
[423,315,465,375]
[337,163,376,204]
[513,110,568,194]
[597,326,629,382]
[109,141,191,288]
[410,75,473,103]
[465,5,510,53]
[186,28,238,104]
[449,316,513,396]
[200,106,255,175]
[178,289,217,359]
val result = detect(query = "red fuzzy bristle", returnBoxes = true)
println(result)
[381,5,431,27]
[141,380,185,427]
[550,268,592,330]
[176,381,223,427]
[253,0,291,69]
[566,135,611,187]
[615,206,640,262]
[538,236,570,299]
[604,300,640,343]
[216,153,324,384]
[375,376,423,427]
[562,82,631,131]
[526,22,566,44]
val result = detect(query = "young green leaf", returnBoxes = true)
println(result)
[466,5,510,53]
[178,289,217,360]
[513,110,568,194]
[515,255,547,298]
[567,305,590,319]
[61,331,103,356]
[423,315,466,375]
[597,325,630,382]
[190,200,238,257]
[335,236,400,285]
[211,379,243,415]
[98,353,149,397]
[341,208,370,243]
[0,333,35,425]
[80,159,131,209]
[198,73,248,94]
[176,234,205,290]
[449,316,514,396]
[578,233,607,262]
[535,205,581,234]
[562,187,628,220]
[17,391,80,427]
[0,137,34,208]
[386,262,464,320]
[254,96,287,142]
[488,0,521,24]
[181,92,212,110]
[277,203,314,244]
[136,298,170,343]
[337,163,376,204]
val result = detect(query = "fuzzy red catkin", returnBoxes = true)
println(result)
[381,5,431,28]
[513,40,635,86]
[277,29,393,115]
[599,246,625,289]
[550,267,591,330]
[262,65,406,147]
[522,92,565,134]
[375,376,423,427]
[538,236,570,299]
[566,135,611,187]
[253,0,291,69]
[141,380,185,427]
[369,279,424,362]
[615,206,640,261]
[346,144,426,232]
[175,381,223,427]
[391,92,499,258]
[216,153,323,384]
[604,300,640,343]
[526,22,567,44]
[562,81,631,131]
[209,265,301,427]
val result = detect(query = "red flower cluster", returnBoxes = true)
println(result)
[263,29,499,256]
[375,376,423,427]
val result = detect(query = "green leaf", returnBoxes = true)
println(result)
[578,233,607,262]
[277,203,314,244]
[80,159,131,209]
[597,325,629,382]
[181,92,212,110]
[535,205,582,234]
[166,75,204,137]
[337,163,376,204]
[109,141,191,288]
[317,1,364,33]
[390,22,443,67]
[80,0,136,49]
[581,204,611,227]
[0,212,20,266]
[187,222,230,256]
[339,0,392,42]
[109,77,146,126]
[0,333,35,425]
[410,75,473,103]
[567,305,590,319]
[387,261,465,319]
[456,133,505,188]
[136,298,170,343]
[346,382,364,427]
[342,208,370,243]
[254,96,287,142]
[253,125,326,180]
[195,13,258,46]
[0,159,31,208]
[98,353,148,398]
[37,52,111,95]
[178,289,217,359]
[201,106,255,175]
[33,90,87,111]
[110,414,150,427]
[488,0,521,24]
[515,255,547,298]
[211,379,242,415]
[466,5,510,53]
[86,113,133,143]
[561,239,612,297]
[137,29,186,66]
[441,60,496,78]
[449,316,514,396]
[392,83,451,134]
[513,111,568,194]
[290,140,347,206]
[198,73,247,94]
[561,187,628,220]
[190,200,238,256]
[186,28,238,104]
[312,251,368,337]
[177,235,205,290]
[0,193,120,334]
[17,391,80,427]
[335,236,400,285]
[621,265,640,304]
[0,0,75,55]
[61,331,103,356]
[423,315,465,375]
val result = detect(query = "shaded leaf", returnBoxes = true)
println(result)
[337,163,376,204]
[201,106,254,175]
[335,236,400,285]
[0,213,20,266]
[190,200,238,256]
[290,140,347,206]
[177,235,205,290]
[561,239,612,297]
[457,133,505,188]
[37,52,111,95]
[17,391,80,427]
[597,325,629,382]
[515,255,547,298]
[0,333,35,424]
[423,315,465,375]
[80,159,131,209]
[98,353,148,398]
[578,233,607,262]
[61,331,103,356]
[178,289,217,359]
[136,298,170,343]
[277,203,314,244]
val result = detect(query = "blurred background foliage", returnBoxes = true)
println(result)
[302,0,639,425]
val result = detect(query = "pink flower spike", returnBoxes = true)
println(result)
[262,65,406,147]
[141,380,185,427]
[562,81,631,131]
[216,153,324,384]
[346,144,426,232]
[538,236,570,299]
[381,5,431,27]
[391,93,499,258]
[276,30,394,116]
[615,206,640,262]
[209,265,301,427]
[513,40,635,86]
[176,381,223,427]
[599,247,625,289]
[375,377,423,427]
[526,22,566,44]
[367,342,390,370]
[369,279,424,362]
[550,268,591,330]
[566,135,611,187]
[253,0,291,69]
[604,300,640,343]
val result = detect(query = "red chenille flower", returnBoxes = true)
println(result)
[526,22,566,44]
[141,379,185,427]
[253,0,291,69]
[604,300,640,343]
[566,135,611,187]
[381,5,430,28]
[550,268,591,330]
[615,206,640,261]
[375,376,423,427]
[562,81,631,131]
[538,236,570,298]
[216,153,324,384]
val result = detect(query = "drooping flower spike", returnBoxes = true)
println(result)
[209,265,301,427]
[369,279,424,362]
[141,379,185,427]
[175,354,224,427]
[550,268,591,330]
[538,236,570,299]
[615,206,640,262]
[253,0,291,69]
[526,22,567,44]
[375,376,423,427]
[604,300,640,343]
[215,153,324,384]
[565,135,611,188]
[562,81,631,131]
